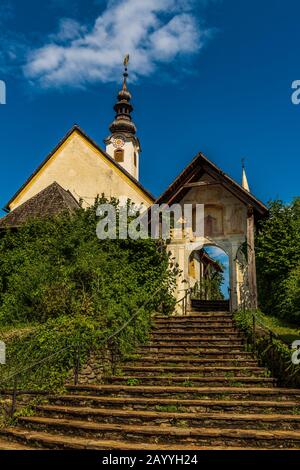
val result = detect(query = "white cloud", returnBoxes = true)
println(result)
[24,0,213,88]
[51,18,87,42]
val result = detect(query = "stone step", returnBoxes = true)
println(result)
[121,365,267,377]
[150,338,244,345]
[146,344,246,351]
[0,428,270,450]
[145,344,246,351]
[67,384,300,401]
[154,320,235,327]
[155,314,233,321]
[106,375,275,387]
[35,404,300,430]
[126,357,258,367]
[140,342,245,348]
[153,327,239,334]
[191,301,230,312]
[138,346,247,354]
[16,416,300,448]
[134,351,255,359]
[151,333,243,340]
[0,437,36,450]
[48,394,300,414]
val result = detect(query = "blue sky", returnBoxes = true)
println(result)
[0,0,299,216]
[204,246,229,297]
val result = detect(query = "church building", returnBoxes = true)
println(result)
[0,59,268,312]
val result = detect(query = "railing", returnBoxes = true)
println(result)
[0,284,164,419]
[235,310,300,387]
[176,287,193,316]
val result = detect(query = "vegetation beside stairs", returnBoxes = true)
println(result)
[1,310,300,450]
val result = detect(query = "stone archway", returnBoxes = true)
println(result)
[188,245,230,299]
[187,242,231,310]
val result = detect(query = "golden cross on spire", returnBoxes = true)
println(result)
[124,54,130,68]
[122,54,130,90]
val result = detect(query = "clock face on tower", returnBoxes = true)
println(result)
[112,136,125,149]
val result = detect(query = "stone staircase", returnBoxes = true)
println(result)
[1,311,300,450]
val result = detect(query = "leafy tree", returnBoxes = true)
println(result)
[0,197,178,389]
[256,197,300,322]
[192,265,225,300]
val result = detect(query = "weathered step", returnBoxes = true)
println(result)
[145,340,245,347]
[151,333,243,340]
[67,384,300,401]
[138,346,247,354]
[121,365,267,377]
[191,300,230,312]
[48,394,300,414]
[106,375,275,387]
[155,314,233,321]
[150,337,244,345]
[0,428,268,450]
[147,342,245,350]
[140,342,245,348]
[134,351,255,360]
[0,437,36,450]
[16,416,300,448]
[154,320,235,327]
[35,405,300,430]
[126,356,258,367]
[153,327,239,334]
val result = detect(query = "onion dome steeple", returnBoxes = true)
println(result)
[109,55,137,136]
[105,55,141,181]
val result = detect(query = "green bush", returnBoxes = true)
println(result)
[256,198,300,322]
[279,266,300,321]
[234,309,300,387]
[0,197,178,390]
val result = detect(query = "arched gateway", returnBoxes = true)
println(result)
[155,153,268,313]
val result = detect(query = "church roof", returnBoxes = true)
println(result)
[4,125,154,212]
[155,152,268,217]
[199,249,224,273]
[0,181,80,229]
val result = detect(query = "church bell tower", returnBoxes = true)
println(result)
[105,55,140,180]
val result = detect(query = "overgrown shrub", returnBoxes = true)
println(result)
[256,198,300,322]
[0,197,178,390]
[234,309,300,387]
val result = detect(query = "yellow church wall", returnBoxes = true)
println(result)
[9,130,152,211]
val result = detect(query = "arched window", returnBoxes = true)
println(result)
[114,149,124,162]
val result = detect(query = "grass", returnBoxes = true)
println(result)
[126,378,140,386]
[0,323,37,342]
[155,405,187,413]
[123,354,142,361]
[227,381,245,387]
[257,312,300,344]
[182,380,194,387]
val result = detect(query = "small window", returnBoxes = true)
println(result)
[114,149,124,162]
[134,152,137,167]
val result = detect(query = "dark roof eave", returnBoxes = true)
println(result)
[155,152,268,217]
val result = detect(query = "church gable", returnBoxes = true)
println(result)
[6,126,154,212]
[156,152,268,218]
